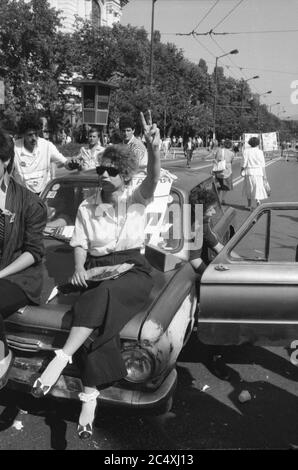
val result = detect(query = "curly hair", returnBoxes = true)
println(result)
[248,136,260,147]
[189,187,218,221]
[0,128,14,173]
[119,115,135,131]
[101,144,138,182]
[18,113,42,135]
[224,139,232,149]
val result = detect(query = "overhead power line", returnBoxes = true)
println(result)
[211,0,246,30]
[207,28,298,35]
[205,61,298,76]
[192,0,221,33]
[163,29,298,37]
[192,34,217,58]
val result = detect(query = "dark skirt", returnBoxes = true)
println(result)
[216,174,233,191]
[72,249,153,388]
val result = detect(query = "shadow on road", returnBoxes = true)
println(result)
[179,333,298,382]
[0,336,298,449]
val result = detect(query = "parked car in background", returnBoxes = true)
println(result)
[5,167,236,412]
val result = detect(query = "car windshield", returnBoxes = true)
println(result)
[42,180,183,252]
[43,180,98,228]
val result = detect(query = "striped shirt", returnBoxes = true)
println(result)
[0,211,4,254]
[127,136,148,168]
[0,172,9,255]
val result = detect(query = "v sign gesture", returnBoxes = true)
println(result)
[138,110,161,200]
[140,110,161,148]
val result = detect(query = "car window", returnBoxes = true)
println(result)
[145,189,183,253]
[43,181,98,227]
[229,208,298,262]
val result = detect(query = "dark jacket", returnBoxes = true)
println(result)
[0,177,47,304]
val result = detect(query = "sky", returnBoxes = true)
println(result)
[121,0,298,120]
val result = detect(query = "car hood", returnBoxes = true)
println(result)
[6,237,183,341]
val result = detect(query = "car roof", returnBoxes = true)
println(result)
[166,166,213,192]
[54,167,213,195]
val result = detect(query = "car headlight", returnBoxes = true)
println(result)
[122,348,154,383]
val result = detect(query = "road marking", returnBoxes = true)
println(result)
[233,158,281,187]
[164,155,281,183]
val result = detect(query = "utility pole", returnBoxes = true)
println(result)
[212,49,238,140]
[149,0,157,91]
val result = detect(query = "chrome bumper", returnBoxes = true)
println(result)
[7,357,177,409]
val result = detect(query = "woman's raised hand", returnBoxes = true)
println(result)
[140,110,160,148]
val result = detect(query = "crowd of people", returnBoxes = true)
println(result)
[0,109,273,440]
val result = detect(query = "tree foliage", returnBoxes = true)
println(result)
[0,0,74,129]
[0,2,294,140]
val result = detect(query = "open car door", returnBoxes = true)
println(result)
[198,202,298,346]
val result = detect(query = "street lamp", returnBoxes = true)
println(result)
[240,75,259,116]
[213,49,239,139]
[149,0,157,90]
[269,102,280,113]
[257,90,272,130]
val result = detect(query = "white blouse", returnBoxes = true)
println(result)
[242,147,265,176]
[70,185,151,256]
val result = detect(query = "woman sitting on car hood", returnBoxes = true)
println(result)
[31,111,160,440]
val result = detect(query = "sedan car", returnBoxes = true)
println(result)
[5,167,236,412]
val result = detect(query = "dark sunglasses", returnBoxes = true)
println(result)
[96,166,120,177]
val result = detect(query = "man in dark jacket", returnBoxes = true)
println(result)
[0,129,47,389]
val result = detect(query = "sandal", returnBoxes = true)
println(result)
[77,389,100,440]
[31,349,72,398]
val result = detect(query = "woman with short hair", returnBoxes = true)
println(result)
[213,139,234,205]
[241,136,268,210]
[31,112,160,440]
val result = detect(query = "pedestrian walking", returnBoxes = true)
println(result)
[184,137,194,168]
[212,139,234,205]
[241,136,269,211]
[0,129,47,390]
[31,111,160,440]
[13,113,74,195]
[162,137,171,157]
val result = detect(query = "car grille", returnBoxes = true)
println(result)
[7,335,56,353]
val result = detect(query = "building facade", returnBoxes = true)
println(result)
[48,0,123,32]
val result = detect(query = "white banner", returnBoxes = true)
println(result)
[262,132,278,151]
[243,133,261,148]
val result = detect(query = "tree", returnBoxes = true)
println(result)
[0,0,74,129]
